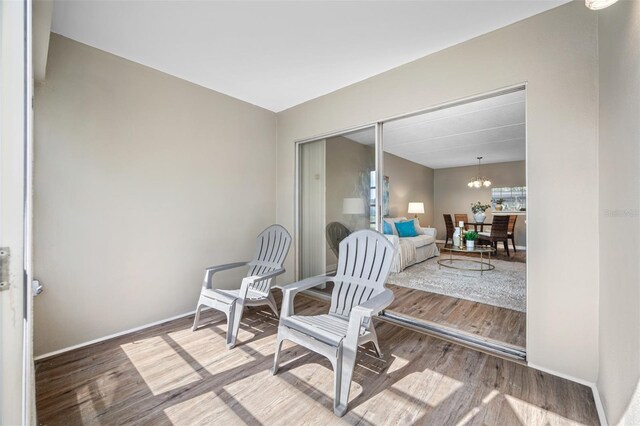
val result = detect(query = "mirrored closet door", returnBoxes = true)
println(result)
[297,126,376,279]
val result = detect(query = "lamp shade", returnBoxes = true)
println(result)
[407,202,425,215]
[343,198,365,215]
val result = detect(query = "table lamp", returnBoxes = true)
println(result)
[407,202,424,218]
[343,198,365,230]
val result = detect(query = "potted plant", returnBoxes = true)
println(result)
[465,231,478,250]
[470,201,491,223]
[495,198,505,211]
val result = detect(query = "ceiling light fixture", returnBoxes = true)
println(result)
[467,157,492,189]
[585,0,618,10]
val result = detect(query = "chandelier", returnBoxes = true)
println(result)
[585,0,618,10]
[467,157,492,188]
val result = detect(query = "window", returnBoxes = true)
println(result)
[491,186,527,211]
[369,171,390,227]
[369,171,376,226]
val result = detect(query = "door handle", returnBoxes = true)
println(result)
[0,247,9,292]
[32,279,43,296]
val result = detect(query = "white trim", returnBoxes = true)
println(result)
[24,0,35,423]
[34,309,200,361]
[591,384,609,426]
[528,363,593,387]
[528,363,608,426]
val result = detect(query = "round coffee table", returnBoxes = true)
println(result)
[438,245,496,275]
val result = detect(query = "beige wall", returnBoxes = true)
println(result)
[434,161,526,247]
[597,1,640,424]
[384,152,434,227]
[276,2,599,382]
[33,35,278,356]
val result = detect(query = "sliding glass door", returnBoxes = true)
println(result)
[295,85,528,360]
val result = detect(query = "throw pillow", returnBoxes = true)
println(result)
[383,218,398,236]
[413,218,425,234]
[395,220,418,238]
[383,221,393,235]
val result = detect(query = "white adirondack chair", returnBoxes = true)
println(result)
[192,224,291,349]
[272,229,395,416]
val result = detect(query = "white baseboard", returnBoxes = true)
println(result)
[528,363,608,425]
[34,309,200,361]
[435,239,526,251]
[528,363,594,387]
[591,383,608,426]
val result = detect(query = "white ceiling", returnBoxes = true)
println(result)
[345,89,526,169]
[52,1,568,112]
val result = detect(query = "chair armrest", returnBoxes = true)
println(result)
[237,267,286,300]
[244,267,285,284]
[206,261,249,272]
[202,261,249,289]
[345,289,395,348]
[280,275,334,318]
[420,227,437,238]
[280,274,333,294]
[351,289,394,318]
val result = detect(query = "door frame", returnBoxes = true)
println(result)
[0,0,35,423]
[292,83,528,362]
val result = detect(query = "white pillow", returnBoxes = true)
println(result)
[413,219,425,234]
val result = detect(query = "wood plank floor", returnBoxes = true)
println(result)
[387,285,526,348]
[36,295,597,425]
[318,280,526,349]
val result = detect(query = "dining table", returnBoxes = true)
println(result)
[465,222,492,232]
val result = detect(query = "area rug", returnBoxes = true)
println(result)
[387,257,526,312]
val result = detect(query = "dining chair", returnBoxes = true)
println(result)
[454,213,470,231]
[508,215,518,252]
[478,215,510,256]
[192,224,292,349]
[272,229,395,416]
[443,214,455,246]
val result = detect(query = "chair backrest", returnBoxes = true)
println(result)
[247,225,292,294]
[328,229,395,322]
[443,214,455,237]
[508,215,517,233]
[326,222,351,259]
[454,214,469,230]
[490,216,509,239]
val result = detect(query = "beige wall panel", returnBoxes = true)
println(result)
[597,1,640,424]
[384,152,434,228]
[276,2,599,382]
[34,35,278,356]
